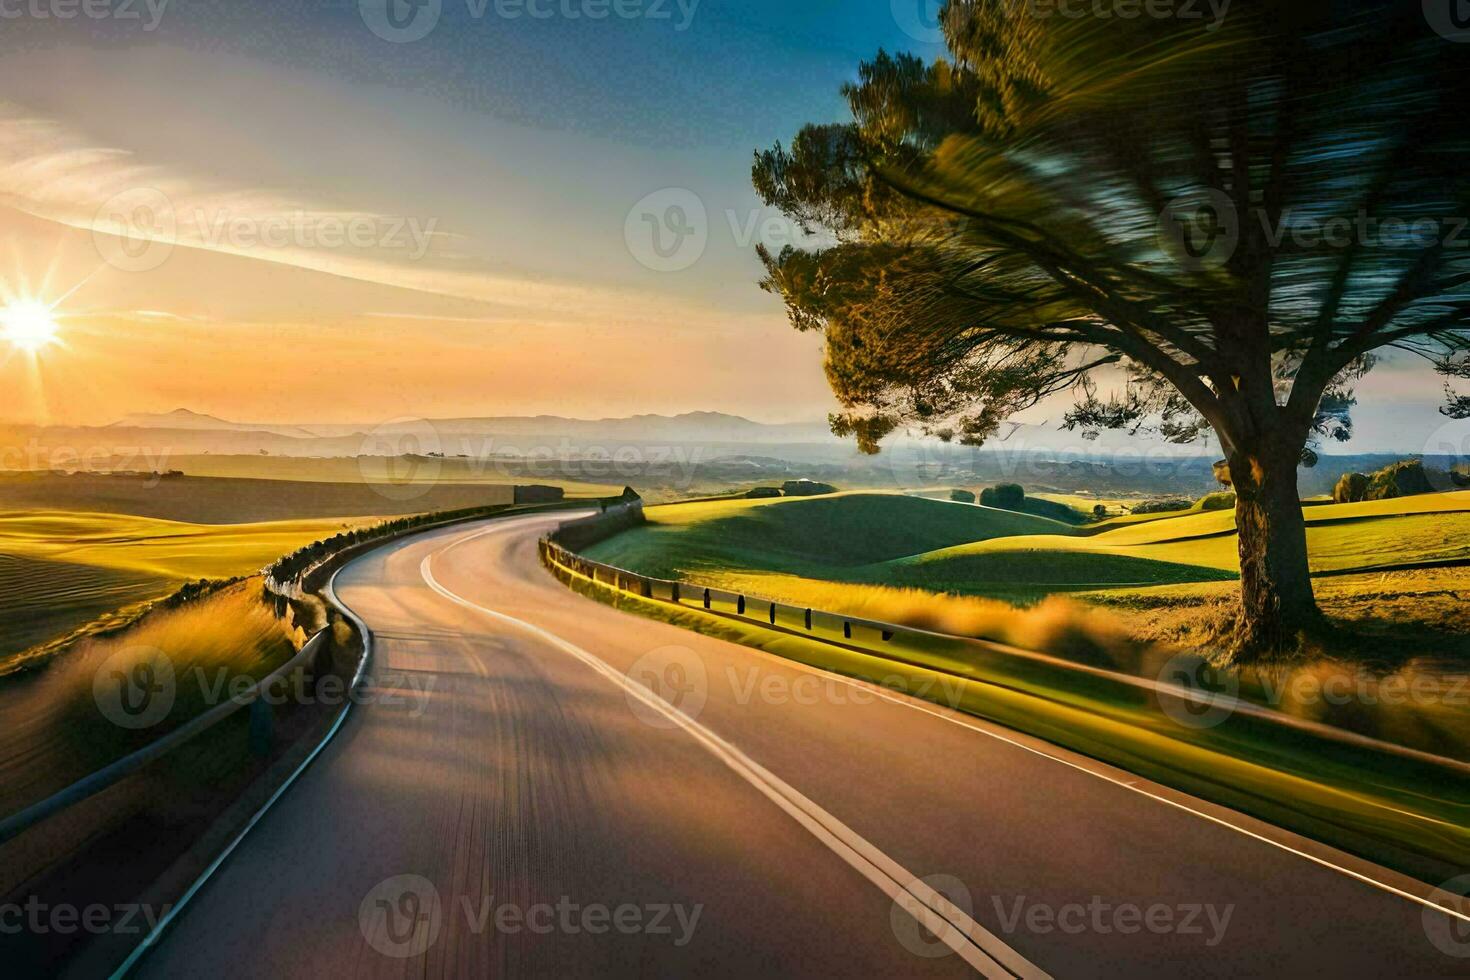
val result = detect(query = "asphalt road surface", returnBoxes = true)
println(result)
[135,512,1470,977]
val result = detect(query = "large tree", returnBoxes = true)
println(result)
[752,0,1470,658]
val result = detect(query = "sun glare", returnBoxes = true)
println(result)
[1,300,60,352]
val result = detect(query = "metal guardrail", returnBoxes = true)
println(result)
[0,629,331,847]
[539,536,1470,778]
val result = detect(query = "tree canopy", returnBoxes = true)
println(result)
[752,0,1470,462]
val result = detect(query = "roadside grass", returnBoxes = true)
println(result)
[0,579,301,816]
[0,510,369,671]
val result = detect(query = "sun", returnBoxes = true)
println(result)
[1,300,60,352]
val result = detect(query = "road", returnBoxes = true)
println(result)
[136,512,1468,977]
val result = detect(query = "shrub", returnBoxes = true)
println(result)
[781,480,837,496]
[1365,459,1434,501]
[1130,498,1193,515]
[1093,504,1108,519]
[1333,472,1369,504]
[1020,496,1087,524]
[745,486,782,499]
[1198,491,1237,511]
[980,483,1025,510]
[949,489,976,504]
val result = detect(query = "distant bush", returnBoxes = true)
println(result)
[1365,459,1434,501]
[514,485,565,504]
[949,489,976,504]
[1130,498,1193,515]
[1333,472,1369,504]
[1093,504,1108,519]
[746,486,782,499]
[1020,496,1088,524]
[980,483,1025,510]
[782,480,837,497]
[1198,491,1236,511]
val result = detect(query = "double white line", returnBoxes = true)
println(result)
[421,523,1049,979]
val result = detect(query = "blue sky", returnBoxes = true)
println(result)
[0,0,1464,454]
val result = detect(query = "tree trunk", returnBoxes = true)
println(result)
[1229,447,1319,658]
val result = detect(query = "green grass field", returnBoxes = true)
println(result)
[0,510,371,671]
[586,490,1470,659]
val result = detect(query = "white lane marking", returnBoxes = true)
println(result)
[522,521,1470,930]
[421,533,1047,980]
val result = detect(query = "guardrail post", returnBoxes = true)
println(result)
[249,697,273,756]
[804,608,812,630]
[843,621,852,639]
[703,588,711,609]
[671,582,680,603]
[737,595,746,615]
[769,602,777,625]
[881,630,894,642]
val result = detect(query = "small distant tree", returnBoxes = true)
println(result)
[1365,460,1434,501]
[980,483,1025,510]
[1092,504,1108,520]
[752,1,1470,657]
[1333,472,1369,504]
[951,488,977,503]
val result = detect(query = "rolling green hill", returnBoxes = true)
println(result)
[587,489,1470,604]
[585,491,1075,580]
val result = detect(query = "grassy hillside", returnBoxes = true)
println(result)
[586,490,1470,622]
[586,492,1074,580]
[0,510,370,669]
[0,472,519,524]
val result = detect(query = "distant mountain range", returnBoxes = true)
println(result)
[109,408,841,447]
[113,409,321,440]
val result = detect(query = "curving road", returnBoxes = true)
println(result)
[135,512,1468,977]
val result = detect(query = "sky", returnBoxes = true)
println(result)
[0,0,1464,454]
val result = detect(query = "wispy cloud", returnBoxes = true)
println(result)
[0,101,725,328]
